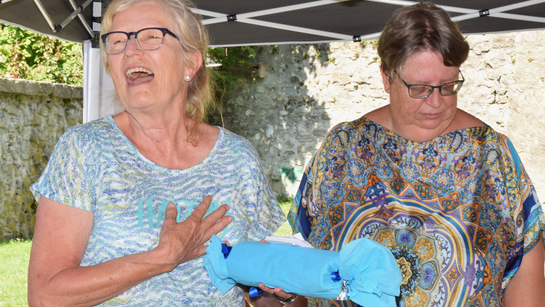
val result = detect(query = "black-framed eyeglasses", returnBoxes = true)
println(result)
[101,27,179,55]
[395,70,465,99]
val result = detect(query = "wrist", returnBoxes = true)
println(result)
[273,293,298,305]
[143,247,178,272]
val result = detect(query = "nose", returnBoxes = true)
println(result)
[124,36,143,55]
[424,87,442,108]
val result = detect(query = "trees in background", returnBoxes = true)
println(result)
[0,24,83,85]
[0,23,257,91]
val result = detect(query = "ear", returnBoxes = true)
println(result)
[380,66,391,94]
[185,51,203,80]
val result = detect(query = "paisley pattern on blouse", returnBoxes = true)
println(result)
[289,117,544,307]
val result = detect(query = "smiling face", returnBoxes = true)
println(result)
[381,50,461,141]
[107,2,201,115]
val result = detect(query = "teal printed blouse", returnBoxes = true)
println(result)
[32,116,285,306]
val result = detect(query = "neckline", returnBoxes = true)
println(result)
[105,116,223,172]
[359,116,490,145]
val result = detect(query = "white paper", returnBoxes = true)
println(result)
[264,233,314,248]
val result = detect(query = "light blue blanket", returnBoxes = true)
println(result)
[203,236,401,306]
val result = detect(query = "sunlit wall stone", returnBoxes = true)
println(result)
[219,31,545,205]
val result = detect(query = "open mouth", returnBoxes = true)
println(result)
[125,67,154,85]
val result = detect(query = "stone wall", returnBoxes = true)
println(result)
[0,78,82,240]
[218,30,545,204]
[2,30,544,239]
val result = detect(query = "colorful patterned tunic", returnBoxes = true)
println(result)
[31,116,285,306]
[288,117,544,307]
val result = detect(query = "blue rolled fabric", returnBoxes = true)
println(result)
[203,235,401,306]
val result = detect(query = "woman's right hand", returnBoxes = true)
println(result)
[28,196,232,307]
[152,195,232,269]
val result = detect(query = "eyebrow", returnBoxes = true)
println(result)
[404,73,460,85]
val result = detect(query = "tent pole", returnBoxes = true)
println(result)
[69,0,95,37]
[83,40,101,123]
[57,0,93,33]
[33,0,56,32]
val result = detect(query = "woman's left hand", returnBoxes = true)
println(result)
[257,283,296,302]
[244,283,306,307]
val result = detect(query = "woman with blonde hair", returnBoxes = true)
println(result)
[28,0,285,305]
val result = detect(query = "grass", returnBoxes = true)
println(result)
[0,198,294,306]
[0,238,31,307]
[272,197,294,237]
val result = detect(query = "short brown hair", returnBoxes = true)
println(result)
[377,2,469,77]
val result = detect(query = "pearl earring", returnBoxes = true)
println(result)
[185,75,191,81]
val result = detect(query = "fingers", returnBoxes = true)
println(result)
[258,283,274,294]
[202,215,232,241]
[214,215,232,232]
[188,196,231,233]
[189,195,213,220]
[201,203,230,225]
[257,283,293,300]
[272,288,291,299]
[164,203,177,221]
[195,244,210,258]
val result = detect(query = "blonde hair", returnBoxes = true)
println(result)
[100,0,214,145]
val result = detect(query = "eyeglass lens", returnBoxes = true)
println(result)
[105,28,165,54]
[409,81,463,98]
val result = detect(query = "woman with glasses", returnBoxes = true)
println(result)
[27,0,287,306]
[287,2,544,307]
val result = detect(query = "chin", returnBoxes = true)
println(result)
[418,120,446,131]
[122,98,155,110]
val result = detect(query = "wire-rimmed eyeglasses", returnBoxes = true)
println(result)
[395,70,465,99]
[101,27,179,55]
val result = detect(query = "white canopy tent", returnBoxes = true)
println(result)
[2,0,545,122]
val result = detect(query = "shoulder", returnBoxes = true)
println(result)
[363,105,388,125]
[465,125,525,179]
[216,127,261,159]
[56,117,113,150]
[450,109,485,131]
[323,116,374,144]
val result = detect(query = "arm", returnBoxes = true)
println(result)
[28,195,231,307]
[504,236,545,306]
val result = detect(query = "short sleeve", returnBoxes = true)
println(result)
[30,125,99,213]
[225,138,285,243]
[501,136,545,286]
[246,159,286,241]
[521,188,545,253]
[503,136,544,253]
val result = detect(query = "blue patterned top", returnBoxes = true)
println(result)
[31,116,285,306]
[289,117,545,307]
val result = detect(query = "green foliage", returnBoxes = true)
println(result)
[0,238,32,306]
[208,46,256,94]
[0,24,83,85]
[0,23,257,90]
[204,46,258,125]
[0,23,260,91]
